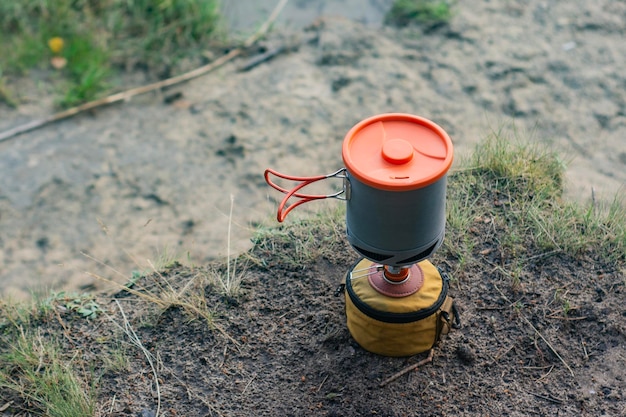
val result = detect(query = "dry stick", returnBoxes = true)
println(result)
[238,45,286,72]
[494,284,574,377]
[241,374,257,395]
[0,48,235,143]
[108,395,116,415]
[488,343,515,366]
[52,305,75,346]
[521,314,574,377]
[580,336,589,360]
[536,365,555,382]
[379,349,435,388]
[0,0,290,144]
[0,402,13,413]
[317,375,329,392]
[522,389,563,404]
[219,345,228,368]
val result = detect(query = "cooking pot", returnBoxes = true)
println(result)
[264,113,453,266]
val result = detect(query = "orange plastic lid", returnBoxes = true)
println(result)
[342,113,453,191]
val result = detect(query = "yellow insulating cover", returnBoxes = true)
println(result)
[345,258,452,357]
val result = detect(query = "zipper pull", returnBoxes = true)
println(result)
[437,267,451,282]
[334,284,345,297]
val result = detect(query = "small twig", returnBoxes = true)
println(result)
[219,345,228,368]
[242,374,257,395]
[108,395,116,415]
[226,194,234,293]
[545,314,587,321]
[523,389,563,404]
[379,349,435,387]
[535,365,555,382]
[475,306,506,311]
[523,311,574,376]
[489,343,515,365]
[52,305,75,345]
[238,46,286,72]
[581,336,589,360]
[494,285,574,377]
[0,0,289,143]
[525,249,562,262]
[420,381,435,395]
[522,365,553,370]
[0,49,238,143]
[0,402,14,412]
[317,375,329,392]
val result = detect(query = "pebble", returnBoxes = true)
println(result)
[456,345,476,365]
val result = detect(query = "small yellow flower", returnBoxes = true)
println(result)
[48,37,65,54]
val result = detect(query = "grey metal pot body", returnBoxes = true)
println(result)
[344,171,447,267]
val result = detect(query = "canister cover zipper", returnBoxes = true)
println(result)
[345,264,449,324]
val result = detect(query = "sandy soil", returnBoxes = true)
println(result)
[0,0,625,299]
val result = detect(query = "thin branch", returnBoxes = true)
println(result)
[494,284,574,377]
[379,349,435,387]
[238,45,286,72]
[0,0,290,144]
[241,373,257,395]
[520,314,574,377]
[522,389,563,404]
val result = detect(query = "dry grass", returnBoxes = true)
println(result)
[0,300,95,417]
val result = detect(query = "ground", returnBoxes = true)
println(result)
[2,188,624,415]
[0,0,625,299]
[0,2,625,416]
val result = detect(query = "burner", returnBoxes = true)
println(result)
[367,264,423,297]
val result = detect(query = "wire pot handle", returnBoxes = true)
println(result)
[264,168,347,222]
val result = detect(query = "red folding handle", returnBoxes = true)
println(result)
[264,168,343,222]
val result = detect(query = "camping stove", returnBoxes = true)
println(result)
[265,113,457,356]
[353,263,424,298]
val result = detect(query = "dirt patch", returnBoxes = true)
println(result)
[1,1,625,304]
[2,196,624,416]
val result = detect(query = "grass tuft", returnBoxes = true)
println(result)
[250,205,348,269]
[530,194,626,262]
[385,0,454,27]
[0,301,95,417]
[467,130,566,199]
[441,129,625,288]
